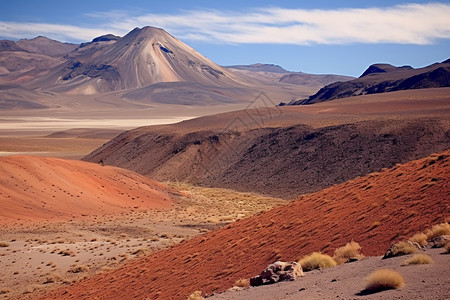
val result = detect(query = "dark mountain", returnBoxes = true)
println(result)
[289,59,450,105]
[79,34,121,48]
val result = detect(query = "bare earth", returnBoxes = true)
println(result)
[210,247,450,300]
[39,150,449,300]
[0,179,286,299]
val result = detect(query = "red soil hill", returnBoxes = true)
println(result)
[0,155,176,225]
[43,150,449,299]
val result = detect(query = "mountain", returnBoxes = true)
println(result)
[44,150,450,299]
[29,26,248,95]
[278,72,354,87]
[227,63,289,73]
[0,36,76,82]
[83,88,450,199]
[289,59,450,105]
[0,36,77,57]
[0,27,334,111]
[79,34,121,48]
[227,63,353,90]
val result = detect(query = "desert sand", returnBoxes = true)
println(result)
[0,171,286,299]
[39,150,449,299]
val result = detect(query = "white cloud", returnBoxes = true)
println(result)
[0,22,108,42]
[1,3,450,45]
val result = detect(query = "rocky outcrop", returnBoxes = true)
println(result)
[250,261,303,286]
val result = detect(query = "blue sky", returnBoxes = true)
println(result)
[1,0,449,76]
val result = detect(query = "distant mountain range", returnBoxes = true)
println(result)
[0,27,352,110]
[287,59,450,105]
[227,63,354,88]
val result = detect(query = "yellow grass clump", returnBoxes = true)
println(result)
[408,233,428,247]
[298,252,336,271]
[333,241,363,265]
[187,290,204,300]
[425,222,450,241]
[0,242,10,247]
[233,278,250,288]
[365,269,405,292]
[402,254,434,265]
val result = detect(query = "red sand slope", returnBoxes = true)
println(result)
[0,155,175,225]
[43,150,449,299]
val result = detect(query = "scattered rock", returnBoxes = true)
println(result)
[250,261,303,286]
[383,241,421,259]
[429,235,450,248]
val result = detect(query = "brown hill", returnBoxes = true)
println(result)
[43,150,450,300]
[83,88,450,199]
[0,155,176,225]
[290,59,450,104]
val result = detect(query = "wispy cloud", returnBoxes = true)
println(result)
[0,22,107,42]
[1,3,450,45]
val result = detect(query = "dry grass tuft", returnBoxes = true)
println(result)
[402,254,434,265]
[333,241,363,265]
[408,233,428,247]
[187,290,204,300]
[298,252,336,271]
[0,242,10,247]
[365,269,405,292]
[425,222,450,241]
[67,265,89,273]
[233,278,250,288]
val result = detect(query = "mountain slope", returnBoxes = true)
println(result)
[44,149,450,300]
[290,59,450,105]
[83,88,450,199]
[0,156,175,224]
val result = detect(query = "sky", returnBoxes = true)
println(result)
[1,0,449,76]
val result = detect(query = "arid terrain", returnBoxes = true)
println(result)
[38,150,450,299]
[84,87,450,198]
[0,24,449,300]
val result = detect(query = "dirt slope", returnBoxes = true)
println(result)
[0,155,176,225]
[84,89,450,199]
[43,150,450,300]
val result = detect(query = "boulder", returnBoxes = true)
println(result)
[430,235,450,248]
[250,261,303,286]
[383,241,422,259]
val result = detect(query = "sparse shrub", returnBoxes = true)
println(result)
[425,222,450,241]
[67,265,89,273]
[0,242,9,247]
[408,233,428,247]
[131,248,150,256]
[233,278,250,288]
[364,269,405,292]
[298,252,336,271]
[402,254,433,265]
[383,241,418,258]
[333,241,363,265]
[0,288,12,294]
[187,290,204,300]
